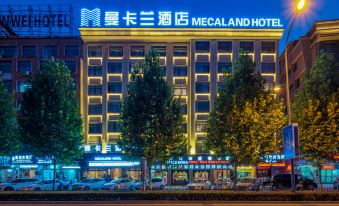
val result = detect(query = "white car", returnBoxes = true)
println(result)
[0,178,40,191]
[146,178,166,190]
[22,179,67,191]
[71,178,106,191]
[186,179,211,190]
[102,178,134,191]
[212,178,233,190]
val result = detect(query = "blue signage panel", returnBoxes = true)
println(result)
[283,124,299,159]
[80,8,283,29]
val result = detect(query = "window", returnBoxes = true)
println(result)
[88,104,102,115]
[17,61,32,74]
[239,41,254,53]
[182,123,187,133]
[16,100,22,111]
[218,41,232,53]
[173,66,187,76]
[65,46,79,57]
[195,82,210,93]
[174,87,187,96]
[195,101,209,112]
[107,62,122,74]
[0,46,17,58]
[173,46,187,56]
[88,46,102,57]
[109,46,123,57]
[44,46,57,57]
[108,101,121,113]
[17,81,29,93]
[195,63,210,73]
[0,61,12,73]
[261,41,275,53]
[22,46,36,57]
[195,41,210,53]
[181,104,187,115]
[89,123,102,134]
[2,80,12,92]
[151,45,166,56]
[108,82,122,93]
[40,61,49,70]
[88,66,102,76]
[196,121,206,132]
[261,63,275,73]
[88,85,102,95]
[129,62,141,73]
[108,121,120,132]
[131,46,144,57]
[196,142,208,154]
[65,61,77,74]
[218,62,232,73]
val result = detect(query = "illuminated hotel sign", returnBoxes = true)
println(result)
[81,8,283,28]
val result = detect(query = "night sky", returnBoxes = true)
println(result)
[1,0,338,54]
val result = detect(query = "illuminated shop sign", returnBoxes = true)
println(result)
[259,154,285,163]
[80,8,283,28]
[84,144,121,153]
[12,155,53,164]
[0,156,11,167]
[94,156,122,161]
[166,156,231,165]
[88,161,140,167]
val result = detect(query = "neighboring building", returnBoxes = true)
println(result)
[278,19,339,102]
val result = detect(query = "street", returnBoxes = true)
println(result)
[0,201,339,206]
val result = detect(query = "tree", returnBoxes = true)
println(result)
[206,51,286,185]
[118,50,187,190]
[292,52,339,187]
[0,81,20,156]
[19,59,83,190]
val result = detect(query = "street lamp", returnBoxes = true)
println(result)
[283,0,306,192]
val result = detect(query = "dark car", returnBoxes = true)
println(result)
[273,174,317,190]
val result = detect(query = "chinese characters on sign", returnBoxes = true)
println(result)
[80,8,283,28]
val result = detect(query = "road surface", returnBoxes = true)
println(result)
[0,201,338,206]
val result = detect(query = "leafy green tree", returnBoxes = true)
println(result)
[118,50,187,190]
[292,52,339,187]
[0,81,20,156]
[206,52,286,185]
[19,59,83,190]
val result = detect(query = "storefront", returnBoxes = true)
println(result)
[0,156,12,182]
[257,154,286,178]
[82,154,141,180]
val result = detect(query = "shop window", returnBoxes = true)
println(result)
[44,45,57,57]
[195,82,210,93]
[109,46,123,57]
[22,46,36,58]
[131,46,145,57]
[239,41,254,53]
[89,123,102,134]
[65,61,77,74]
[261,63,275,73]
[107,82,122,93]
[261,41,275,53]
[173,66,187,76]
[195,41,210,53]
[174,87,187,96]
[88,66,102,76]
[218,41,232,53]
[65,46,79,57]
[195,63,210,73]
[88,85,102,95]
[173,46,187,57]
[88,46,102,57]
[195,101,209,113]
[108,121,120,132]
[107,62,122,74]
[88,104,102,115]
[218,62,232,73]
[108,101,121,113]
[0,46,17,58]
[17,61,32,74]
[196,142,208,154]
[0,61,12,73]
[151,45,166,57]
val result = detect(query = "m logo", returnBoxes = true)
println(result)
[81,8,101,27]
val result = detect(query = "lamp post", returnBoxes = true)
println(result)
[283,0,305,192]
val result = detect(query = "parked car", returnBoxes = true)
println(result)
[186,179,211,190]
[102,178,134,191]
[212,178,233,190]
[0,178,40,191]
[71,178,106,191]
[235,177,260,191]
[22,179,67,191]
[272,174,317,190]
[146,178,166,190]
